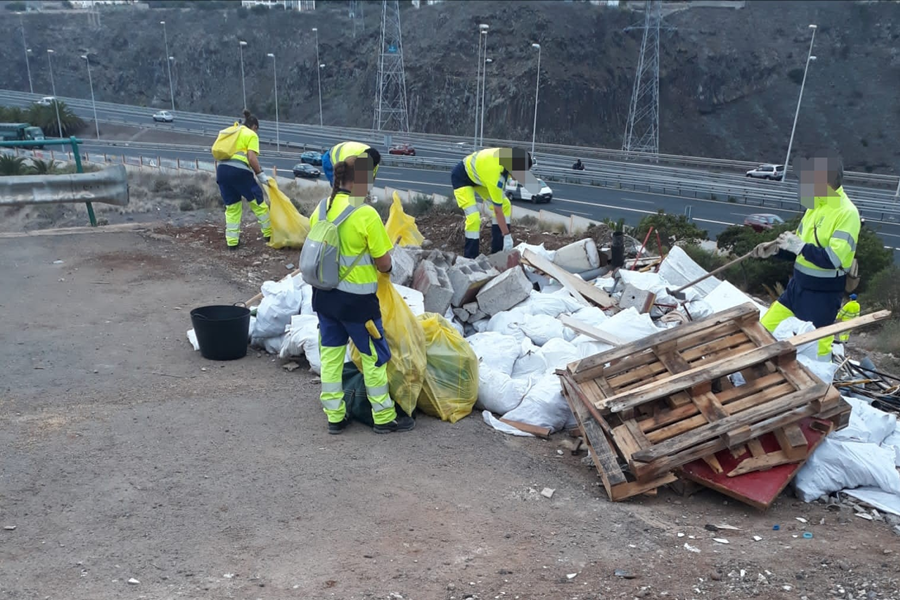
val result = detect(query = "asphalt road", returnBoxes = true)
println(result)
[3,89,898,254]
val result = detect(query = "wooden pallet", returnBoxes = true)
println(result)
[559,303,850,503]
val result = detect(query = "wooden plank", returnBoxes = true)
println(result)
[624,419,652,451]
[774,424,808,461]
[655,349,692,375]
[692,391,730,422]
[680,333,752,363]
[631,383,829,463]
[599,342,797,413]
[559,372,614,435]
[569,303,759,376]
[572,348,659,383]
[727,450,802,477]
[788,310,892,347]
[559,315,627,347]
[499,418,551,439]
[747,438,766,458]
[667,391,694,409]
[560,378,627,487]
[521,249,616,309]
[608,473,678,501]
[606,361,670,389]
[702,454,724,474]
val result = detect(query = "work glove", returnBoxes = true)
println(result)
[749,240,780,259]
[503,234,514,251]
[257,172,270,187]
[776,231,805,255]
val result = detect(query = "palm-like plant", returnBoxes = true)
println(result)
[0,155,29,176]
[27,101,85,138]
[0,106,26,122]
[30,158,58,174]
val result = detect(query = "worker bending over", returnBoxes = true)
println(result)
[308,150,415,435]
[215,110,272,250]
[323,141,380,186]
[451,147,535,258]
[836,294,861,343]
[761,151,860,360]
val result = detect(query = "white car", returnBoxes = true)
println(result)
[35,96,56,107]
[746,163,784,180]
[153,110,174,123]
[505,175,553,204]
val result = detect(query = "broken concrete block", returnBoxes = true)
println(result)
[476,266,532,316]
[452,307,470,323]
[463,302,479,315]
[487,250,521,273]
[413,260,453,316]
[553,239,600,274]
[619,283,657,314]
[390,246,416,287]
[448,256,499,307]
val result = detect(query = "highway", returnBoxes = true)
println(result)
[2,89,898,255]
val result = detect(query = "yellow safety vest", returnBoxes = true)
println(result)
[793,187,860,289]
[463,148,508,204]
[837,300,860,322]
[228,126,260,169]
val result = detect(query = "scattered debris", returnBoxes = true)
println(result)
[3,525,16,531]
[683,543,701,553]
[127,578,140,585]
[713,538,729,544]
[614,569,636,579]
[282,361,301,372]
[540,487,555,499]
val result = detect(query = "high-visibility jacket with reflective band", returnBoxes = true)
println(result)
[463,148,508,206]
[792,187,860,292]
[308,192,392,295]
[837,300,860,322]
[222,126,260,172]
[327,141,379,180]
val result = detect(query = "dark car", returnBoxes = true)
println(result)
[293,163,320,179]
[744,213,785,232]
[388,144,416,156]
[300,151,323,166]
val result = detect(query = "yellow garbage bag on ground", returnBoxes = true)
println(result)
[416,313,479,423]
[385,191,424,247]
[266,180,311,249]
[350,273,426,418]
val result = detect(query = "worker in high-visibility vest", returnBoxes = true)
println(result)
[322,141,380,186]
[761,151,860,360]
[215,109,272,250]
[836,294,861,343]
[451,147,535,258]
[310,150,415,435]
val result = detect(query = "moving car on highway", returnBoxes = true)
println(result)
[746,163,784,180]
[744,213,785,232]
[506,175,553,204]
[292,163,321,179]
[300,151,323,166]
[153,110,175,123]
[389,143,416,156]
[34,96,56,107]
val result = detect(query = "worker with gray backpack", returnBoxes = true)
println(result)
[299,149,415,435]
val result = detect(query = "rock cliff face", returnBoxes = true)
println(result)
[2,1,898,173]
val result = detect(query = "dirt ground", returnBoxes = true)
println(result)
[2,224,899,600]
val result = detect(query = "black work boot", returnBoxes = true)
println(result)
[228,244,239,251]
[373,414,416,434]
[264,236,271,243]
[328,416,351,435]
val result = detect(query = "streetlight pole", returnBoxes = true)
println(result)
[46,49,63,139]
[267,53,280,152]
[239,40,248,110]
[782,24,817,183]
[530,43,542,157]
[20,18,33,94]
[313,28,323,127]
[480,57,492,148]
[160,20,175,111]
[474,24,488,150]
[81,54,100,140]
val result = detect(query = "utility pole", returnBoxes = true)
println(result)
[531,43,542,157]
[239,40,248,110]
[46,49,63,139]
[479,29,489,148]
[474,24,487,149]
[373,0,410,133]
[267,53,280,151]
[313,27,323,127]
[161,21,175,111]
[82,54,100,140]
[622,0,661,159]
[782,24,817,183]
[20,17,33,94]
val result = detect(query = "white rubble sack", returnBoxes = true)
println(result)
[394,284,425,316]
[518,289,583,318]
[884,424,900,467]
[844,487,900,517]
[704,280,766,314]
[599,307,660,342]
[539,338,580,372]
[254,276,305,339]
[512,340,550,379]
[794,396,900,504]
[476,366,529,415]
[515,242,557,262]
[519,314,567,346]
[485,306,530,342]
[494,374,575,434]
[773,317,818,362]
[279,314,322,373]
[466,331,521,376]
[657,246,721,298]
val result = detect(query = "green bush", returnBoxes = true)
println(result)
[0,155,28,176]
[635,211,708,254]
[864,266,900,313]
[855,226,894,292]
[27,100,85,138]
[5,1,26,11]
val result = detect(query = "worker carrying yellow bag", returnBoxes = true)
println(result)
[351,272,427,419]
[264,179,311,249]
[385,191,425,247]
[416,313,479,423]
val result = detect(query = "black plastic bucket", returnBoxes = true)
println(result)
[190,305,251,361]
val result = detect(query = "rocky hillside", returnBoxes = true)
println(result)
[1,0,899,173]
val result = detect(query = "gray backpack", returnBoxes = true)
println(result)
[299,200,364,290]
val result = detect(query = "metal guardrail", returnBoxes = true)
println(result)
[0,164,129,208]
[2,88,897,190]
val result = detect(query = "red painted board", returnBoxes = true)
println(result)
[678,417,831,510]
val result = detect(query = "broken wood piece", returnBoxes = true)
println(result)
[773,424,809,461]
[521,249,616,309]
[787,310,891,347]
[727,450,801,477]
[559,315,628,347]
[499,418,551,439]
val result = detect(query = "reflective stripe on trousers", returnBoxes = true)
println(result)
[248,200,272,238]
[225,203,242,246]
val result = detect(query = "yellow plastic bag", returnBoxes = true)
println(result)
[350,273,426,418]
[385,191,425,247]
[266,179,310,249]
[416,313,479,423]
